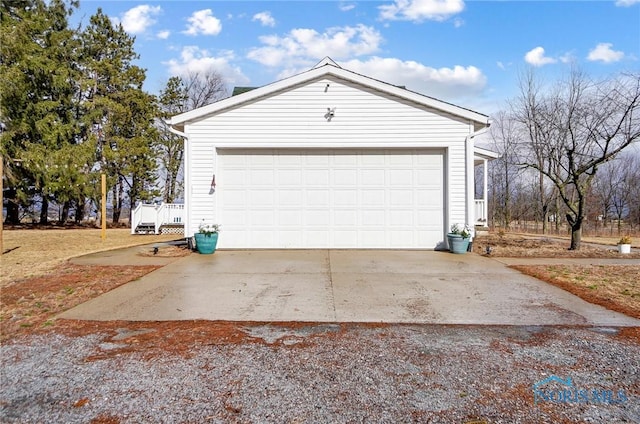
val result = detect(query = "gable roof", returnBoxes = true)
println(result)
[169,56,489,130]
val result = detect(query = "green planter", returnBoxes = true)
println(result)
[194,232,218,254]
[447,233,470,254]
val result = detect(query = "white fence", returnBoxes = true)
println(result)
[130,203,184,234]
[474,199,487,226]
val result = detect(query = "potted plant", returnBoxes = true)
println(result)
[194,221,220,254]
[448,223,472,254]
[617,235,631,254]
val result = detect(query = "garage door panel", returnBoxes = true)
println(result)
[333,210,357,226]
[361,189,385,206]
[217,149,444,248]
[306,231,329,247]
[306,190,329,206]
[389,169,413,186]
[417,169,442,185]
[389,210,413,225]
[251,191,274,206]
[416,189,442,206]
[362,209,385,226]
[334,230,358,247]
[221,209,247,226]
[390,190,412,205]
[361,154,385,165]
[334,169,357,185]
[361,169,385,185]
[277,169,302,185]
[278,189,303,205]
[280,230,302,246]
[305,170,330,185]
[251,210,275,226]
[224,169,247,185]
[306,210,330,226]
[250,169,273,185]
[334,190,357,206]
[279,210,301,226]
[391,231,414,246]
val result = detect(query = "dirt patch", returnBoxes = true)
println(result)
[473,233,640,258]
[0,264,159,341]
[136,245,191,258]
[512,264,640,319]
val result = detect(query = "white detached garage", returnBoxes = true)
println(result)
[169,58,492,250]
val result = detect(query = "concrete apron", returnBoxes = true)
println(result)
[59,250,640,326]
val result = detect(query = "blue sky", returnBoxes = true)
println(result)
[74,0,640,114]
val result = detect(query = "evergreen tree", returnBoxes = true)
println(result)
[0,0,89,224]
[79,8,159,223]
[157,77,188,203]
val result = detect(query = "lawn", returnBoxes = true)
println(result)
[1,228,179,286]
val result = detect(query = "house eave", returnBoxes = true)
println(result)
[169,59,490,129]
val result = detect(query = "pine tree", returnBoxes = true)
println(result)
[79,9,159,223]
[0,0,90,224]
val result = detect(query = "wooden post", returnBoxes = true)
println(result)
[101,173,106,240]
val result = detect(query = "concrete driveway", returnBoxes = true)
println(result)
[60,249,640,326]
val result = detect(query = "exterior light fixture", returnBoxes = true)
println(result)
[325,107,336,121]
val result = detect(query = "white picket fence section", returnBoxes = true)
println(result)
[131,203,184,234]
[474,199,487,226]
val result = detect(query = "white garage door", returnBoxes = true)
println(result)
[217,149,444,249]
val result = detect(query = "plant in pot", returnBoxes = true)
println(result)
[617,235,631,254]
[194,221,220,254]
[447,223,472,254]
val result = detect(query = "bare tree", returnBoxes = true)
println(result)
[623,153,640,230]
[156,69,229,203]
[182,69,229,111]
[487,111,523,228]
[512,70,640,249]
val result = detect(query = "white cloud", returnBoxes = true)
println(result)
[379,0,465,22]
[615,0,640,6]
[247,25,383,68]
[164,46,249,85]
[339,3,356,12]
[340,57,487,100]
[157,30,170,40]
[524,46,557,67]
[587,43,625,63]
[559,52,576,64]
[252,11,275,27]
[183,9,222,36]
[118,4,162,34]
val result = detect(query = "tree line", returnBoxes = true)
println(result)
[1,0,226,225]
[486,69,640,249]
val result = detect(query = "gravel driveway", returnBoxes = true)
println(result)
[2,322,638,423]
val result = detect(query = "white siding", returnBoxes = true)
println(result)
[185,76,473,240]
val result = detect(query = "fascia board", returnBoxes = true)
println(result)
[474,146,501,159]
[170,64,490,127]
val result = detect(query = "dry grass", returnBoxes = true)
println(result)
[0,263,160,341]
[473,232,640,258]
[1,228,180,286]
[512,264,640,319]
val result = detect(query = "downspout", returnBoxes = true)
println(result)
[166,120,190,238]
[465,123,491,236]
